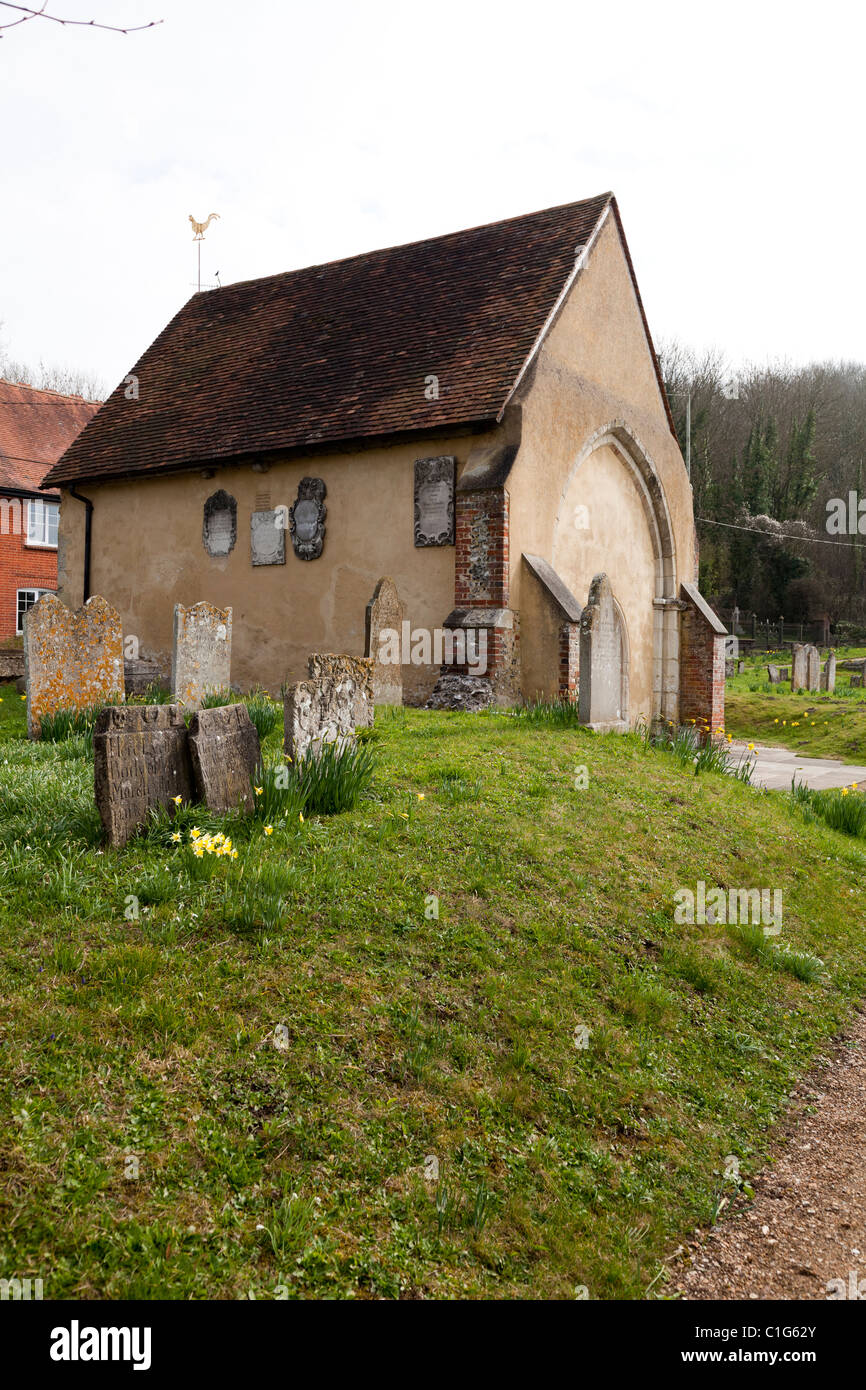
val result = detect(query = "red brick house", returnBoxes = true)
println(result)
[0,380,100,642]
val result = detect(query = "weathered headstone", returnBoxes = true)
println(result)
[24,593,124,739]
[414,456,456,546]
[251,509,286,566]
[578,572,627,732]
[767,664,781,684]
[94,704,193,848]
[307,654,374,728]
[188,704,261,814]
[779,667,790,681]
[725,659,736,679]
[364,577,404,706]
[820,651,836,693]
[171,602,232,710]
[791,644,808,691]
[284,657,372,761]
[806,644,820,691]
[852,674,863,689]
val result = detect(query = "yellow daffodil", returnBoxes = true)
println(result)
[171,831,181,843]
[842,787,849,796]
[416,793,425,801]
[264,825,273,835]
[254,787,263,796]
[172,795,182,805]
[299,812,304,824]
[231,849,238,859]
[748,743,755,751]
[191,827,201,839]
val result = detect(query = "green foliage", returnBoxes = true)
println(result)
[511,699,583,727]
[242,688,280,743]
[289,738,376,815]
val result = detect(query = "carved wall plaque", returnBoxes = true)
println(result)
[290,477,327,560]
[414,456,455,546]
[203,490,237,557]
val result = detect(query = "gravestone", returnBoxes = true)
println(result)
[94,704,193,848]
[578,572,627,732]
[284,661,370,761]
[779,667,790,681]
[725,659,736,679]
[251,509,286,566]
[767,664,781,684]
[188,704,261,814]
[852,674,863,689]
[414,456,456,546]
[806,645,820,691]
[365,577,404,706]
[24,593,124,739]
[307,653,374,728]
[172,602,232,710]
[791,644,808,690]
[821,652,836,693]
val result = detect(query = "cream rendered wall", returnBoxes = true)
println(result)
[508,212,695,719]
[57,429,497,700]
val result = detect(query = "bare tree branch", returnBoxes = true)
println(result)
[0,2,162,33]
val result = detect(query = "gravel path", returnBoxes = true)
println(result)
[675,1011,866,1300]
[729,741,866,792]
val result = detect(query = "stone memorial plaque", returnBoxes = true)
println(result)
[203,490,237,557]
[251,509,286,566]
[24,593,124,739]
[290,477,327,560]
[414,456,455,546]
[188,704,261,814]
[94,704,193,848]
[172,602,232,710]
[365,576,404,705]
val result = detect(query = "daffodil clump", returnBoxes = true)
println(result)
[171,826,238,860]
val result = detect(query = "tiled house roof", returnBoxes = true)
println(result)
[44,192,672,487]
[0,380,100,495]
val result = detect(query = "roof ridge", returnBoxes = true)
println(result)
[0,377,103,406]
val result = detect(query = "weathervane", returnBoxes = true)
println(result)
[189,212,220,292]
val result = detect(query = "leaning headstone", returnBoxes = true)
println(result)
[24,593,124,739]
[188,704,261,814]
[791,643,808,691]
[820,652,836,693]
[307,654,374,728]
[806,644,820,691]
[365,577,404,706]
[767,664,781,684]
[578,572,627,732]
[94,704,193,848]
[284,669,365,761]
[852,674,863,689]
[171,602,232,710]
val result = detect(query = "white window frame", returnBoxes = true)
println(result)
[26,498,59,548]
[16,588,54,635]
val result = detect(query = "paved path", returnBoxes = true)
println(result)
[730,741,866,792]
[676,1012,866,1300]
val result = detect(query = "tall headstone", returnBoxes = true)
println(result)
[806,644,820,691]
[821,651,836,693]
[578,572,628,732]
[94,704,193,848]
[188,704,261,814]
[307,654,374,728]
[24,593,124,739]
[364,577,404,706]
[172,602,232,710]
[791,643,808,691]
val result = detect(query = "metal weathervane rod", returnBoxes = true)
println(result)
[189,212,220,293]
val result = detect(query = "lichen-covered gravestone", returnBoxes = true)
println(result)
[806,645,820,691]
[578,572,628,732]
[24,593,124,739]
[767,664,781,684]
[94,704,193,848]
[307,654,373,728]
[365,577,404,706]
[171,602,232,710]
[791,644,808,691]
[187,704,261,814]
[284,656,373,760]
[821,652,836,693]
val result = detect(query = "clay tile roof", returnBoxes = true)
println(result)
[0,379,101,495]
[44,192,667,488]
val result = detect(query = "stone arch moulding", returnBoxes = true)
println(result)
[554,420,680,724]
[611,593,630,726]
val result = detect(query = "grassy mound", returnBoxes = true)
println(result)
[1,684,865,1299]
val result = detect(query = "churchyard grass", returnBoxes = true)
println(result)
[724,648,866,761]
[2,679,866,1299]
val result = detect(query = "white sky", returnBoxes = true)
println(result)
[0,0,863,393]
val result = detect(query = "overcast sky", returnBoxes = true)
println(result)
[0,0,862,394]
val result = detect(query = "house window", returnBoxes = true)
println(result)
[17,588,54,634]
[26,499,59,548]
